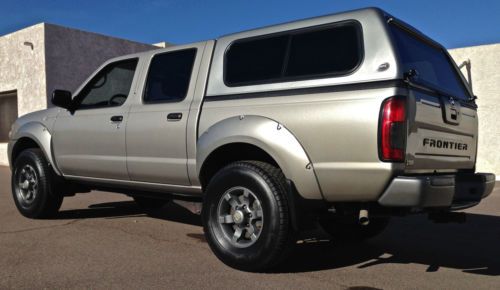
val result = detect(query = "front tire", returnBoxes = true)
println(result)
[202,161,294,272]
[11,149,63,219]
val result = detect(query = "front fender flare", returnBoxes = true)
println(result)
[197,115,323,200]
[9,122,61,176]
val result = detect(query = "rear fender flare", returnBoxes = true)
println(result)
[197,115,323,200]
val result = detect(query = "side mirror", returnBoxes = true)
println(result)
[52,90,73,110]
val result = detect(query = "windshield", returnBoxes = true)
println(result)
[390,24,470,100]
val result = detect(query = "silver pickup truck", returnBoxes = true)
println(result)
[8,8,495,271]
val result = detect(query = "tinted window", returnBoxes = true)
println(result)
[224,22,362,86]
[77,59,138,109]
[225,36,288,85]
[144,49,196,103]
[286,25,361,77]
[390,25,470,100]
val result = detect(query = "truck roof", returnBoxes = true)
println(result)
[217,7,386,40]
[106,7,390,62]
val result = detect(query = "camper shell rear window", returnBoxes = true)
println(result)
[389,22,471,100]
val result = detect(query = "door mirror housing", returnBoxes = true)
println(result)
[52,90,73,110]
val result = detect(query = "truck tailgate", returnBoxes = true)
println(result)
[405,90,477,171]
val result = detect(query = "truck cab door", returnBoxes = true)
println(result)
[126,45,203,185]
[52,58,139,180]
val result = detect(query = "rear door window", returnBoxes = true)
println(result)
[143,48,197,103]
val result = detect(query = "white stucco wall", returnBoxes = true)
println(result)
[449,44,500,177]
[0,23,47,117]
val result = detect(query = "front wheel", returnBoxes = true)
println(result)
[11,149,63,218]
[202,161,294,272]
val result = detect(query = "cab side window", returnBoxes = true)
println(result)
[143,49,197,103]
[75,58,138,109]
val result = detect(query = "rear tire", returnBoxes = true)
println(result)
[320,216,390,242]
[133,196,169,209]
[202,161,294,272]
[11,149,63,219]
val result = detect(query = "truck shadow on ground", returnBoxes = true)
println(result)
[56,200,500,276]
[56,200,202,226]
[277,213,500,275]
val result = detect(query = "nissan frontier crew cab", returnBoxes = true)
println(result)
[8,8,495,271]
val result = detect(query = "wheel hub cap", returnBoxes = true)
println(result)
[20,180,30,190]
[232,210,245,224]
[216,186,264,248]
[15,164,38,207]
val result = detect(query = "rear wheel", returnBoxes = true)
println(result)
[320,216,390,242]
[202,161,294,272]
[133,196,169,209]
[11,149,63,218]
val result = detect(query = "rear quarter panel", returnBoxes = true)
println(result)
[200,87,405,202]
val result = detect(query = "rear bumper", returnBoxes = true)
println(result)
[378,173,495,209]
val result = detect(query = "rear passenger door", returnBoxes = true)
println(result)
[126,46,200,185]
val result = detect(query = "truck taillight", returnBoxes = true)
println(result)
[380,97,406,162]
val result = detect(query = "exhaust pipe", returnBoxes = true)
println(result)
[359,209,370,226]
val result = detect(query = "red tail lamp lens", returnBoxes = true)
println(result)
[381,97,406,161]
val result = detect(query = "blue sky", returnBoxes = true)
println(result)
[1,0,499,48]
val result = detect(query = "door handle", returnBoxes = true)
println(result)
[167,113,183,121]
[110,115,123,122]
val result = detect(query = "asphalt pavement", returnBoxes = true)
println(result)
[1,165,499,289]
